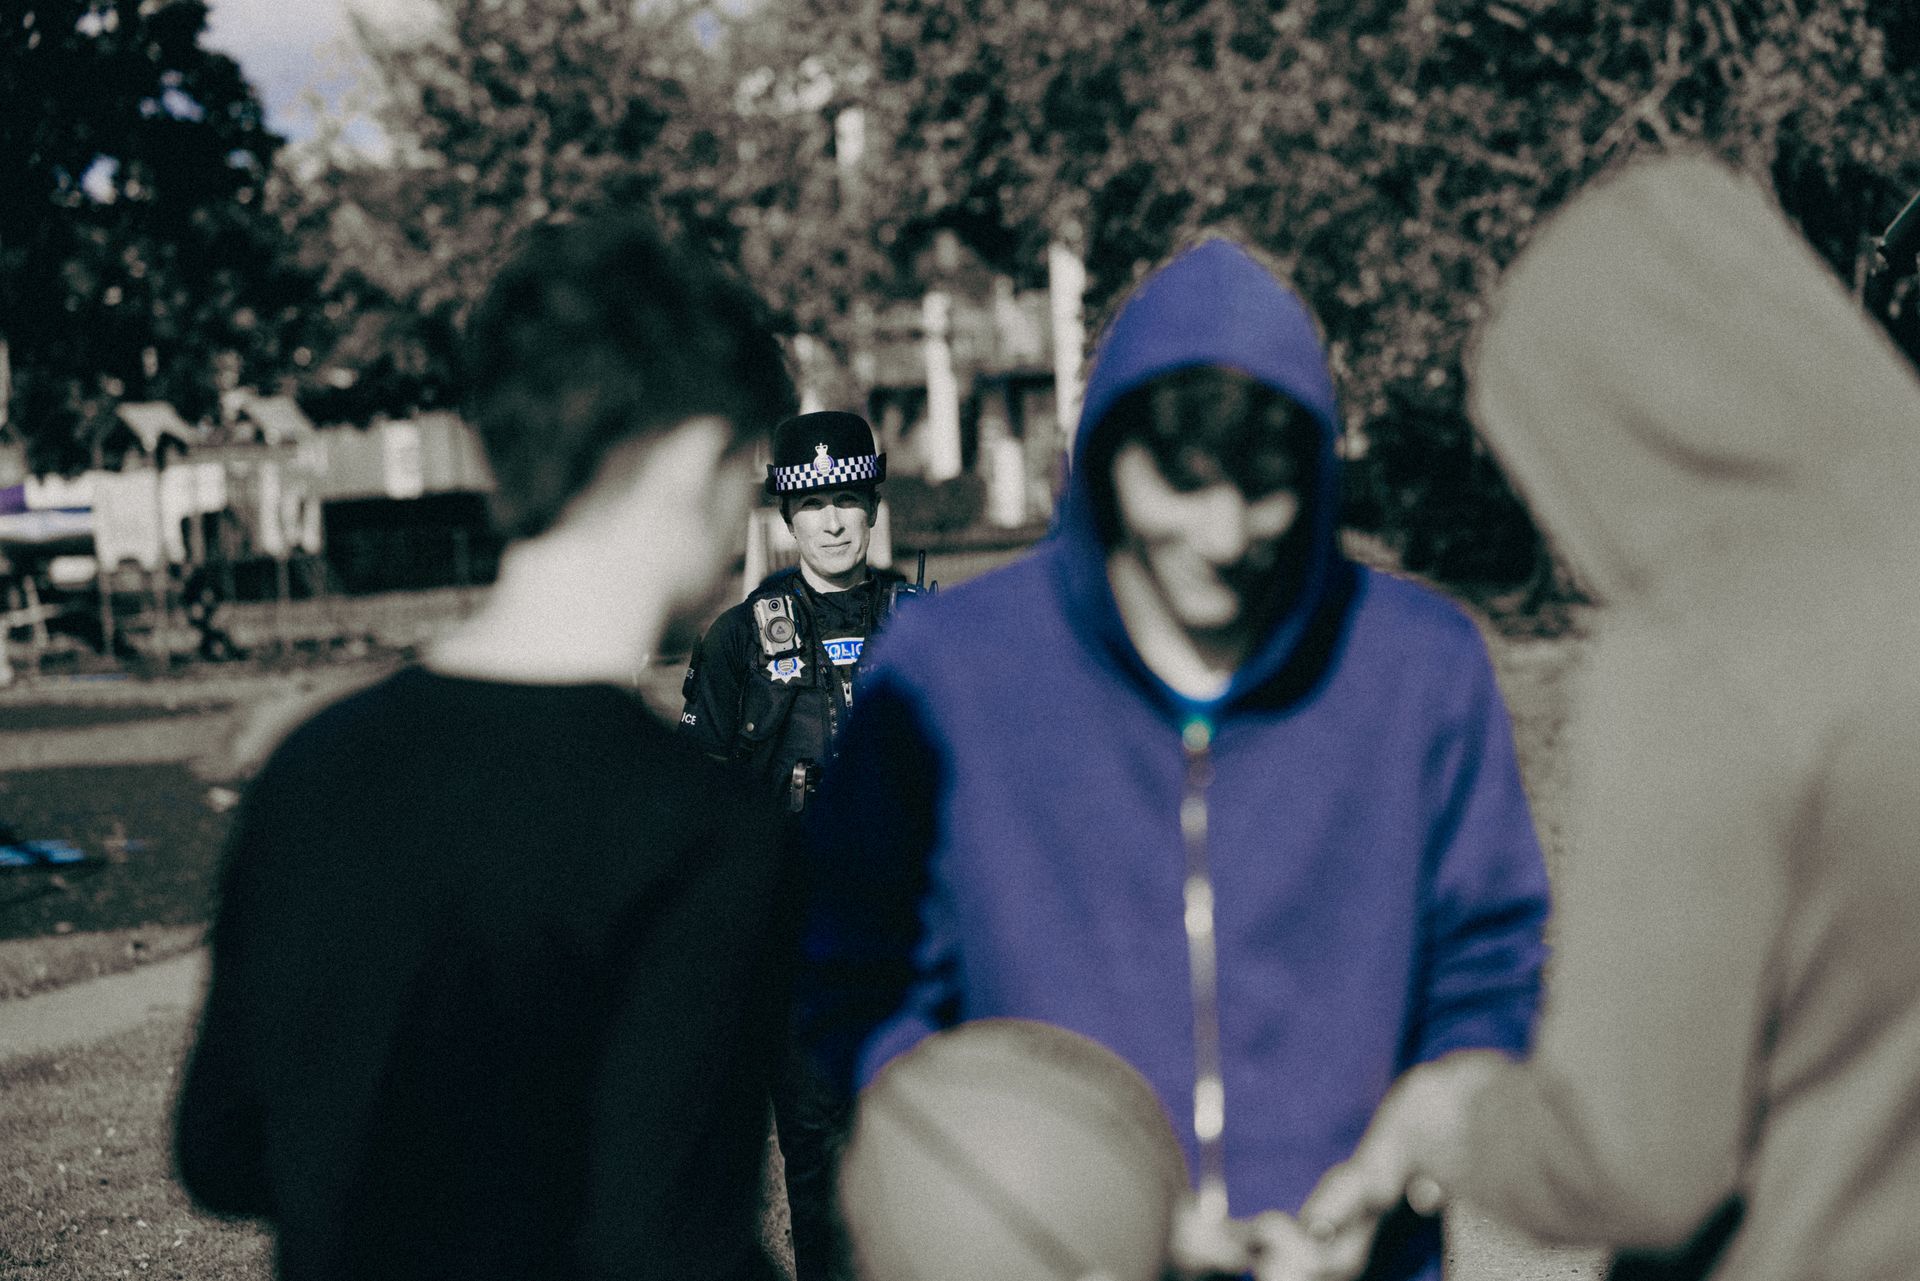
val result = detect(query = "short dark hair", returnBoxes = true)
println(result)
[1083,365,1322,548]
[463,215,796,541]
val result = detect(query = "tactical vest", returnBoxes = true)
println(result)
[729,568,917,811]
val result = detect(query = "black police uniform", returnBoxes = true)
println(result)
[677,410,911,1281]
[678,564,909,812]
[678,410,913,817]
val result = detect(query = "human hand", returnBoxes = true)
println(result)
[1243,1209,1368,1281]
[1166,1195,1368,1281]
[1167,1191,1256,1278]
[1298,1051,1507,1262]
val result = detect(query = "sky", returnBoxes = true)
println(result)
[200,0,747,150]
[200,0,437,148]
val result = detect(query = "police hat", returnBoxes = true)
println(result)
[766,411,886,497]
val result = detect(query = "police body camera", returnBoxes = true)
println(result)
[752,596,801,657]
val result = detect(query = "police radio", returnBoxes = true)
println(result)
[885,549,938,613]
[752,595,802,657]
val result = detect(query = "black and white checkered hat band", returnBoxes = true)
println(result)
[769,453,881,493]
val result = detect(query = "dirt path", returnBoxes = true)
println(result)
[0,948,205,1062]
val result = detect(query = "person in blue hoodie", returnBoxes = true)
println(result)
[799,237,1551,1280]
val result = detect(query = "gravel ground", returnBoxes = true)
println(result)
[0,564,1605,1280]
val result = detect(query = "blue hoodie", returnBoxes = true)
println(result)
[801,240,1549,1271]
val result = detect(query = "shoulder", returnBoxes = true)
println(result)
[270,669,417,759]
[1345,564,1496,669]
[1331,566,1517,728]
[866,549,1054,666]
[242,669,427,811]
[745,567,802,603]
[1809,675,1920,910]
[1350,564,1484,638]
[705,596,756,632]
[863,567,911,610]
[699,591,766,654]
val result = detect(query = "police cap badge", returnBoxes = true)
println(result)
[767,411,886,497]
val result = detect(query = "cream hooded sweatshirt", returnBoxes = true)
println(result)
[1455,154,1920,1280]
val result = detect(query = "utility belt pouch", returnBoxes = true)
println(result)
[752,595,802,658]
[788,759,822,813]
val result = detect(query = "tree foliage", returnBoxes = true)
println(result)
[291,0,1920,588]
[0,0,318,470]
[13,0,1920,584]
[782,0,1920,585]
[283,0,788,422]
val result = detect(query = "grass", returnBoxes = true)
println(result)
[0,1017,270,1281]
[0,568,1589,1281]
[0,763,239,944]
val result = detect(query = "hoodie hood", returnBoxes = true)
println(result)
[1469,154,1920,623]
[1055,238,1346,712]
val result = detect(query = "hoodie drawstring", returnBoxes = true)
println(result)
[1181,715,1229,1221]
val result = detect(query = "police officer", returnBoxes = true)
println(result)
[679,410,914,815]
[681,409,913,1281]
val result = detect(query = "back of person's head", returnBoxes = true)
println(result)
[1083,365,1322,550]
[463,214,796,541]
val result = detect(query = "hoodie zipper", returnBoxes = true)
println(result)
[1181,715,1229,1222]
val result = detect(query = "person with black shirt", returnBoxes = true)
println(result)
[679,411,913,815]
[174,214,799,1281]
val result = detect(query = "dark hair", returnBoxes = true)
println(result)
[1083,365,1323,548]
[462,215,796,540]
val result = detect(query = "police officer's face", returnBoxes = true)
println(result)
[788,488,875,584]
[1110,442,1302,636]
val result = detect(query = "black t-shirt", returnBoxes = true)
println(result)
[175,667,794,1281]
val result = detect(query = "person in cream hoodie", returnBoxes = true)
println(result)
[1307,154,1920,1281]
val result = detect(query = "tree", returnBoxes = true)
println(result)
[285,0,775,422]
[287,0,1920,595]
[1275,0,1920,583]
[761,0,1920,591]
[0,0,319,470]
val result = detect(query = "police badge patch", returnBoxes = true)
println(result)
[767,655,806,684]
[824,637,864,666]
